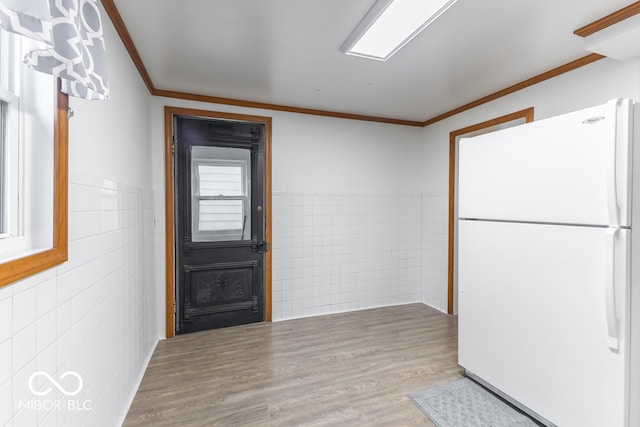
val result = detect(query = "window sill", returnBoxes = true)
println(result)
[0,246,67,287]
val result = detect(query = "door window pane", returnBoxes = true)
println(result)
[198,199,245,231]
[191,146,251,242]
[198,164,243,196]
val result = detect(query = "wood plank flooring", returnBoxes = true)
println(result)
[124,303,463,426]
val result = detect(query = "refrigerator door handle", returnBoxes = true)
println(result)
[605,227,619,351]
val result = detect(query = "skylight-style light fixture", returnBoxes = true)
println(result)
[341,0,459,61]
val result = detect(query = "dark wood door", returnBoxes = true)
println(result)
[174,116,267,334]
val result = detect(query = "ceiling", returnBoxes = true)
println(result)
[111,0,634,123]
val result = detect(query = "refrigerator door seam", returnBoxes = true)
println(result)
[606,99,621,227]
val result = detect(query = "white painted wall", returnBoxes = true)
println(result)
[150,102,425,193]
[69,45,153,189]
[420,57,640,312]
[150,98,426,325]
[1,4,158,427]
[270,113,425,193]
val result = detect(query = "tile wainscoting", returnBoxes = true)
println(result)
[272,191,448,320]
[0,171,158,427]
[422,192,449,312]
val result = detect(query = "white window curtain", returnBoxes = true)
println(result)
[0,0,110,100]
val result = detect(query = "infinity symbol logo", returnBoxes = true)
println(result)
[28,371,84,397]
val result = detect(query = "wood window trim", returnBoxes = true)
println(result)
[447,107,534,314]
[0,80,68,288]
[164,106,272,338]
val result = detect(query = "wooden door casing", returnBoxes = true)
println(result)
[174,114,268,334]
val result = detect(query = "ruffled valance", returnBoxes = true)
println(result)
[0,0,110,100]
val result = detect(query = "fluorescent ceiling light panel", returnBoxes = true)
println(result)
[341,0,458,61]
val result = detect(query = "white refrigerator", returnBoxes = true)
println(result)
[457,98,640,426]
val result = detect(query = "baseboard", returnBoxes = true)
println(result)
[420,298,449,314]
[116,338,159,426]
[272,300,426,322]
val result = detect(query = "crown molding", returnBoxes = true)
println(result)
[574,1,640,37]
[103,0,608,127]
[153,89,423,126]
[421,53,604,126]
[101,0,155,93]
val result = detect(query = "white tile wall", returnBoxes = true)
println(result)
[0,171,158,427]
[153,189,450,325]
[422,192,449,312]
[271,192,423,320]
[151,191,167,339]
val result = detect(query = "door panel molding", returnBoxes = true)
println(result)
[447,107,534,314]
[183,262,257,320]
[183,260,259,271]
[164,106,272,338]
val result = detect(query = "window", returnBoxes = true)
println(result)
[0,100,8,234]
[0,27,68,287]
[0,30,21,245]
[191,146,251,242]
[0,95,20,247]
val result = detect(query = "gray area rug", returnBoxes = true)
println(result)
[408,378,541,427]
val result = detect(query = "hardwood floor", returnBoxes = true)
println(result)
[124,303,463,426]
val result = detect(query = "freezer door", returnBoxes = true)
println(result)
[458,220,630,426]
[458,99,633,227]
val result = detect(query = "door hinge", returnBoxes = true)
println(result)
[171,136,176,155]
[173,299,177,314]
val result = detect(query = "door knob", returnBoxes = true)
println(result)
[253,240,269,253]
